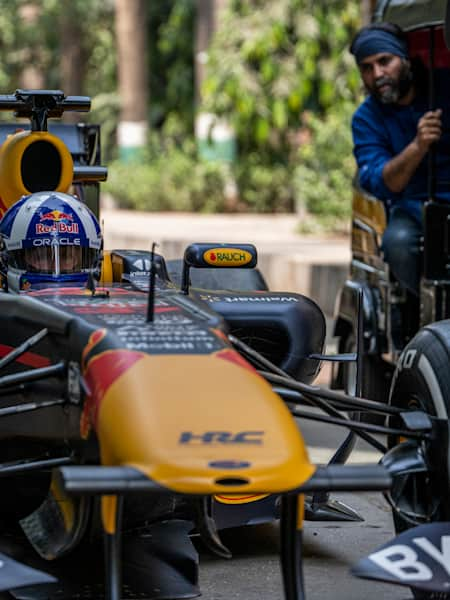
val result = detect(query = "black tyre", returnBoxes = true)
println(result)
[166,258,268,292]
[388,321,450,599]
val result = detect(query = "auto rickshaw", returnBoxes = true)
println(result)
[333,0,450,548]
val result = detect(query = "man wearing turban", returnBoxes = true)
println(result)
[351,23,450,298]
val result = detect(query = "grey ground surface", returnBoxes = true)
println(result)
[197,419,409,600]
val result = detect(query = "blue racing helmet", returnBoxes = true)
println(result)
[0,191,102,290]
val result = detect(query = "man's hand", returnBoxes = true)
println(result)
[382,108,443,193]
[415,109,442,153]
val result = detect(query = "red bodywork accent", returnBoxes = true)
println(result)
[80,349,145,437]
[81,329,107,369]
[0,344,51,368]
[0,196,7,218]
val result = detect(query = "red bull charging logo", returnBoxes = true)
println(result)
[35,209,79,234]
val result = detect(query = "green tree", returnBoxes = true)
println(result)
[115,0,149,160]
[293,103,355,229]
[0,1,114,93]
[0,1,117,154]
[204,0,361,159]
[148,0,195,135]
[195,0,362,217]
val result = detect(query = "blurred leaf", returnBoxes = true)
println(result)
[203,0,362,161]
[293,102,356,222]
[105,134,229,213]
[273,99,288,129]
[255,118,270,143]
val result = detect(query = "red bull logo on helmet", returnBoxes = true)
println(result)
[36,210,79,234]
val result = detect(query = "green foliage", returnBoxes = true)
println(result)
[197,0,362,225]
[234,155,295,212]
[0,1,117,159]
[0,0,115,94]
[88,0,195,160]
[89,93,121,162]
[148,0,195,133]
[0,0,362,226]
[105,135,229,213]
[106,100,359,218]
[293,103,356,229]
[0,1,37,90]
[204,0,361,160]
[79,2,117,98]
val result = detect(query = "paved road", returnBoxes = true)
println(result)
[197,418,409,600]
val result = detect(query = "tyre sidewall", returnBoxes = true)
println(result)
[389,322,450,524]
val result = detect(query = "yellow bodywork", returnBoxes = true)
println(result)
[352,188,386,258]
[92,352,315,495]
[352,188,386,236]
[214,493,270,504]
[101,495,119,534]
[297,494,305,529]
[49,476,75,533]
[0,130,73,213]
[100,251,114,284]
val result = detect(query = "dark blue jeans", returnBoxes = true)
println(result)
[382,207,423,296]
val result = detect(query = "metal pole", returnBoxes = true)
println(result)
[428,26,436,201]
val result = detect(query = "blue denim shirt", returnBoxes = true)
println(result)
[352,79,450,224]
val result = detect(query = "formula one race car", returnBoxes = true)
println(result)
[0,89,447,600]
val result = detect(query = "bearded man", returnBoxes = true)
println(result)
[350,22,450,296]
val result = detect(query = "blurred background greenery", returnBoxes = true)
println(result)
[0,0,373,230]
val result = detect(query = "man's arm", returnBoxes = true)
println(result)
[382,109,442,193]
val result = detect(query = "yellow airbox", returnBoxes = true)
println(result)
[0,130,73,214]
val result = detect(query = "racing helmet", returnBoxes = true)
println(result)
[0,191,102,290]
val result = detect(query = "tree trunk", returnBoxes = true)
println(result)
[361,0,377,25]
[19,3,45,89]
[195,0,227,104]
[115,0,149,160]
[195,0,214,105]
[59,0,85,123]
[195,0,236,167]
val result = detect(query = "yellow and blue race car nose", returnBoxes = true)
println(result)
[83,347,315,495]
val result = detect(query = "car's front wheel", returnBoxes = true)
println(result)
[388,321,450,599]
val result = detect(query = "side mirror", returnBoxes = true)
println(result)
[181,243,257,294]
